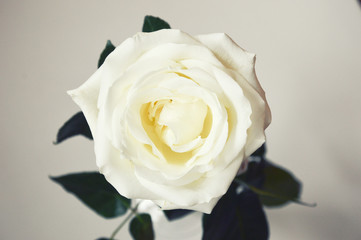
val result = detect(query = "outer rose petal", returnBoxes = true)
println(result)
[95,118,163,200]
[195,33,261,96]
[146,149,244,213]
[67,67,103,137]
[195,33,271,156]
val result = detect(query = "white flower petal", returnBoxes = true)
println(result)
[94,123,161,200]
[228,69,269,156]
[137,149,244,213]
[195,33,271,131]
[67,67,103,136]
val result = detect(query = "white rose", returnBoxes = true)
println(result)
[68,29,271,213]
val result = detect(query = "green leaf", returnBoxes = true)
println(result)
[129,213,154,240]
[237,160,314,207]
[163,209,192,221]
[142,15,171,33]
[251,144,266,158]
[50,172,130,218]
[202,184,268,240]
[98,40,116,68]
[256,162,302,206]
[54,111,92,144]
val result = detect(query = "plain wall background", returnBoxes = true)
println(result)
[1,0,361,239]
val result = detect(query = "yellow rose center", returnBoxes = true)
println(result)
[141,96,212,164]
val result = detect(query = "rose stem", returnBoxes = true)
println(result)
[109,203,140,240]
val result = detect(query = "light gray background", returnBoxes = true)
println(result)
[1,0,361,239]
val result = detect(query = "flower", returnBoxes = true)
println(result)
[68,29,271,213]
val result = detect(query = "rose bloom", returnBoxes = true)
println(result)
[69,29,271,213]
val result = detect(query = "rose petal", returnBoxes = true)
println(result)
[67,67,103,137]
[195,33,271,129]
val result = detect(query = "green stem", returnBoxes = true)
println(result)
[129,205,144,223]
[110,204,140,240]
[110,211,134,240]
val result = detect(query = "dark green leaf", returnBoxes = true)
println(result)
[142,15,171,33]
[163,209,193,221]
[202,183,269,240]
[251,144,266,158]
[55,111,92,144]
[257,162,301,206]
[98,40,116,68]
[50,172,130,218]
[96,238,110,240]
[129,213,154,240]
[237,159,304,207]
